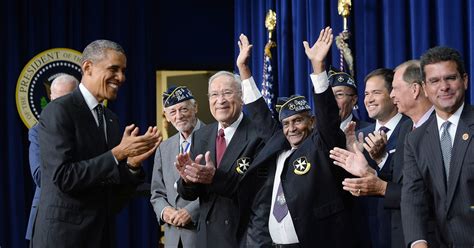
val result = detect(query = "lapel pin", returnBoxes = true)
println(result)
[462,133,469,141]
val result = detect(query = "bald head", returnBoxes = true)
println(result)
[50,74,79,100]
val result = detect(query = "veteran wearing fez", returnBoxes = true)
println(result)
[151,86,204,248]
[236,28,357,247]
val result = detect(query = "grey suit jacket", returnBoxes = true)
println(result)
[402,105,474,247]
[150,120,203,248]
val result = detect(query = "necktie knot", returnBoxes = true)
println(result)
[180,140,190,153]
[441,121,451,132]
[379,126,390,133]
[218,128,225,138]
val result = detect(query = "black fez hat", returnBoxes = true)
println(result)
[162,86,194,107]
[275,95,312,121]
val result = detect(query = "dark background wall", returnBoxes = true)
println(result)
[0,0,234,247]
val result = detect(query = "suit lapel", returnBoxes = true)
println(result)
[71,89,107,149]
[393,120,412,183]
[446,107,474,209]
[218,117,250,173]
[168,135,181,180]
[425,118,448,196]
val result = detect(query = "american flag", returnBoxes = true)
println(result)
[261,40,276,113]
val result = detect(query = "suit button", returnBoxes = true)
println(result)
[224,220,229,225]
[206,220,210,225]
[176,227,180,230]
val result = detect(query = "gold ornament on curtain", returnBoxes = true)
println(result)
[336,0,354,76]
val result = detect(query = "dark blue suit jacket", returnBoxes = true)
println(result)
[26,124,41,240]
[357,115,409,248]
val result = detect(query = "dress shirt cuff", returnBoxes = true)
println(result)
[411,240,427,248]
[377,152,389,169]
[242,76,262,104]
[310,71,329,94]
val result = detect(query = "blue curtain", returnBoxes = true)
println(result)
[0,0,233,247]
[235,0,474,119]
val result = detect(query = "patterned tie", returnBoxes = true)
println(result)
[273,182,288,222]
[95,104,106,143]
[440,121,452,181]
[216,128,226,167]
[379,126,390,134]
[180,140,189,154]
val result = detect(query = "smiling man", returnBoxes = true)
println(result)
[175,70,266,248]
[402,46,474,247]
[32,40,161,247]
[237,27,357,247]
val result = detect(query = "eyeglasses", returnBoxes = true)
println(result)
[334,92,355,99]
[208,90,236,99]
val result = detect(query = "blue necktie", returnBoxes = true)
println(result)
[272,182,288,222]
[440,121,452,181]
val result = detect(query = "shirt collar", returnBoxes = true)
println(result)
[340,113,353,130]
[79,83,100,111]
[436,103,464,131]
[413,106,435,128]
[375,112,403,134]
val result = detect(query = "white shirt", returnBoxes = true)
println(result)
[340,113,354,131]
[375,113,403,169]
[436,103,464,146]
[218,113,244,145]
[269,149,298,244]
[79,83,105,129]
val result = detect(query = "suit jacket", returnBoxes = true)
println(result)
[26,124,41,240]
[177,115,265,248]
[32,88,145,248]
[402,105,474,247]
[150,120,204,248]
[246,89,358,248]
[357,115,408,248]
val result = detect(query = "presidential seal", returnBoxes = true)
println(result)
[16,48,82,128]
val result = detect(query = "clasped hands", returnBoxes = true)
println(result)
[175,151,216,184]
[112,124,163,168]
[162,207,192,227]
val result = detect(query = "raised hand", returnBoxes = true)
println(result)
[303,26,333,73]
[236,33,253,79]
[344,121,364,152]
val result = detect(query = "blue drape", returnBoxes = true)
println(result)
[235,0,474,120]
[0,0,233,247]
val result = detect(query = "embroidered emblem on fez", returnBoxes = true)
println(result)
[236,157,251,174]
[293,156,311,175]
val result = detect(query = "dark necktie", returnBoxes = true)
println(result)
[272,182,288,222]
[440,121,452,181]
[379,126,390,134]
[216,128,226,167]
[95,104,106,143]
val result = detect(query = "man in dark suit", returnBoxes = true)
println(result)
[175,68,266,247]
[343,68,407,248]
[402,46,474,247]
[235,27,356,247]
[32,40,162,247]
[26,74,78,242]
[327,68,371,131]
[331,60,437,247]
[150,86,203,247]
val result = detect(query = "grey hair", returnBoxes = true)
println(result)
[80,40,125,65]
[395,60,422,85]
[208,71,242,94]
[51,74,79,89]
